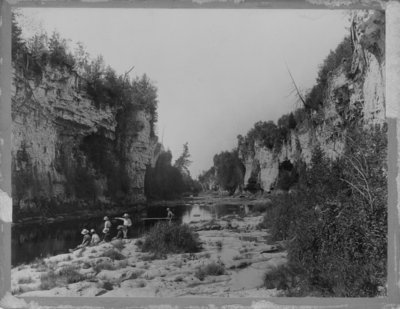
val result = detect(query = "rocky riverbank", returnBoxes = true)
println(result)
[11,211,287,297]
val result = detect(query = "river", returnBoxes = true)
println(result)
[12,202,252,266]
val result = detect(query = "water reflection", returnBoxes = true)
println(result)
[12,203,248,266]
[181,204,213,224]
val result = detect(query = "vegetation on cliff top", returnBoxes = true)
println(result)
[238,34,353,160]
[198,34,354,194]
[12,13,158,135]
[11,13,165,215]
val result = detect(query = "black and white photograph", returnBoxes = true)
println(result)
[10,7,387,298]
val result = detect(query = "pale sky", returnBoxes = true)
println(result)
[16,8,350,177]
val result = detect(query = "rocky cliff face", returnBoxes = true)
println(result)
[12,65,161,217]
[239,11,385,192]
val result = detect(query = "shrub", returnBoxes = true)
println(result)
[258,193,301,241]
[40,266,85,290]
[102,281,114,291]
[101,249,126,261]
[194,262,226,281]
[141,222,201,256]
[264,264,303,291]
[269,126,388,297]
[137,280,146,288]
[58,266,86,284]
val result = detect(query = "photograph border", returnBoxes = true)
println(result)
[0,0,399,308]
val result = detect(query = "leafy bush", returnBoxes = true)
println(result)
[102,281,114,291]
[141,222,201,256]
[258,193,300,241]
[194,262,226,281]
[264,125,387,296]
[264,264,303,291]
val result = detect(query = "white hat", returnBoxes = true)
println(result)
[123,213,130,218]
[81,229,89,235]
[104,216,109,220]
[90,229,95,233]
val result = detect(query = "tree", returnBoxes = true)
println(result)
[198,166,217,191]
[174,142,192,176]
[144,151,185,200]
[213,150,245,195]
[12,12,26,62]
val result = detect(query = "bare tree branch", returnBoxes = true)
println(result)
[124,65,135,80]
[285,62,307,108]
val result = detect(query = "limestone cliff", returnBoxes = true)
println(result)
[239,11,385,192]
[12,64,161,218]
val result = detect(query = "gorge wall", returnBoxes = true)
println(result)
[239,11,385,192]
[12,64,161,218]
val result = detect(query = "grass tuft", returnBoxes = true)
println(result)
[18,276,34,284]
[194,261,226,281]
[101,249,126,261]
[93,261,116,273]
[40,265,85,290]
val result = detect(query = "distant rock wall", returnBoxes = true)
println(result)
[239,11,385,192]
[12,65,161,217]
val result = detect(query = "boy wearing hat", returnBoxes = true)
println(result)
[102,216,112,242]
[167,208,174,224]
[70,229,91,252]
[114,213,132,239]
[90,229,101,246]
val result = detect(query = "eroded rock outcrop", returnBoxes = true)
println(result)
[12,64,161,218]
[239,11,385,192]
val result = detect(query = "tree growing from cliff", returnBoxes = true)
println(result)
[213,150,245,195]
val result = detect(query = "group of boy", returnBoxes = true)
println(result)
[71,213,132,251]
[102,213,132,241]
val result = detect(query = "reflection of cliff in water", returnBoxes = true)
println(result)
[12,218,105,266]
[12,203,249,266]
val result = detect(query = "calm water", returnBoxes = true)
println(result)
[12,203,250,266]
